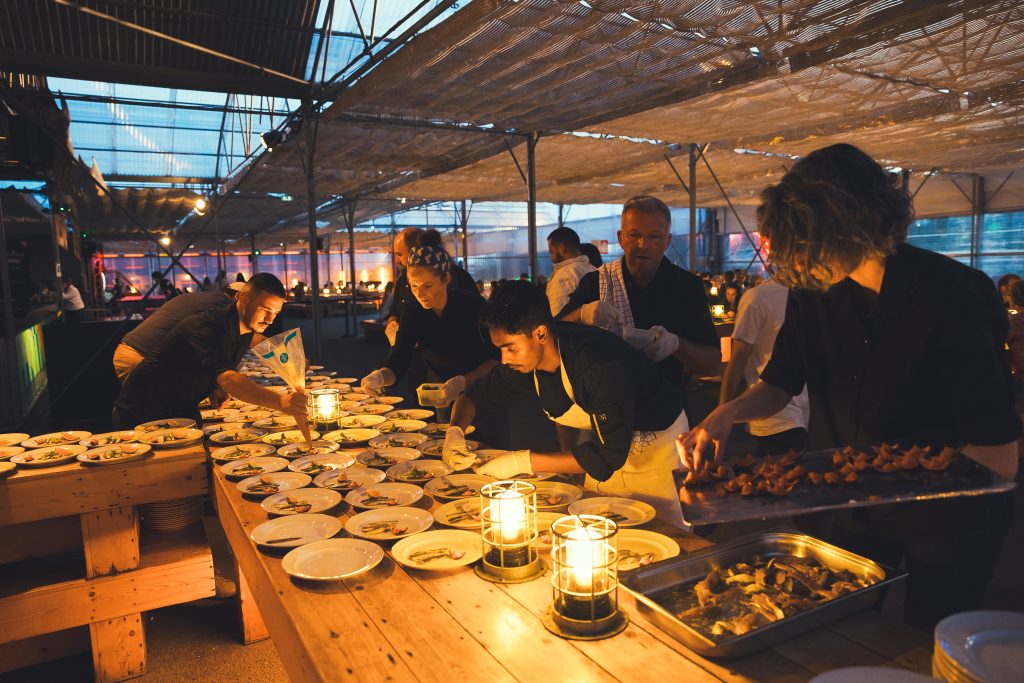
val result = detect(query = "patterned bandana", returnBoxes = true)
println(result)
[407,245,452,276]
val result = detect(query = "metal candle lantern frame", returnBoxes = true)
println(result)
[309,388,342,429]
[474,480,545,584]
[543,514,628,640]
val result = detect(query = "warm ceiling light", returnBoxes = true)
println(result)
[160,236,171,246]
[195,197,207,212]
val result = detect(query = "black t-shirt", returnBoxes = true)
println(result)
[115,304,253,424]
[559,257,718,386]
[467,322,685,481]
[761,243,1021,449]
[386,263,478,322]
[382,288,497,382]
[121,290,233,358]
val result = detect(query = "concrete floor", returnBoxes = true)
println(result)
[4,319,1023,681]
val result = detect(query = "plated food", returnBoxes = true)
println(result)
[418,438,479,458]
[250,514,342,549]
[208,427,268,445]
[288,453,357,476]
[532,511,564,551]
[210,443,277,462]
[368,432,428,449]
[616,529,680,570]
[261,488,342,516]
[0,433,30,448]
[0,446,26,460]
[532,482,583,510]
[322,428,380,446]
[313,465,385,492]
[391,530,482,570]
[357,447,421,469]
[139,427,204,448]
[200,408,240,422]
[281,539,384,581]
[80,431,139,447]
[375,419,428,434]
[341,392,372,403]
[21,431,92,449]
[387,409,434,421]
[344,482,423,509]
[223,410,273,424]
[12,444,88,468]
[567,497,656,527]
[78,443,152,465]
[261,430,321,446]
[418,423,474,438]
[252,415,300,431]
[432,499,483,529]
[336,414,387,429]
[134,419,195,433]
[277,440,341,459]
[424,474,495,501]
[348,403,394,416]
[236,472,311,497]
[376,396,404,405]
[221,456,289,479]
[386,459,453,483]
[345,506,433,540]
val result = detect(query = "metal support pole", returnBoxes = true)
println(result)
[345,202,358,337]
[460,200,470,271]
[557,203,565,229]
[250,234,258,273]
[697,146,767,269]
[970,175,986,269]
[48,191,65,318]
[526,133,539,279]
[389,213,397,282]
[0,194,16,341]
[688,144,698,272]
[900,169,910,195]
[303,100,322,364]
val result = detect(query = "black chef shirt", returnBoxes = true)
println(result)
[121,290,233,359]
[761,243,1021,450]
[382,288,497,382]
[558,257,718,387]
[467,322,685,481]
[386,263,478,322]
[115,304,253,425]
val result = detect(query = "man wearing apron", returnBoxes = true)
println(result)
[444,281,689,527]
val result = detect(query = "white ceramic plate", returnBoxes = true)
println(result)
[12,444,88,468]
[418,438,480,458]
[221,456,289,479]
[368,432,428,449]
[307,375,331,382]
[0,433,30,448]
[342,392,372,402]
[236,472,311,497]
[261,488,343,515]
[138,428,204,449]
[418,423,474,438]
[282,539,384,581]
[133,419,195,434]
[391,530,482,571]
[357,447,421,469]
[377,396,404,405]
[208,427,269,445]
[200,408,240,422]
[615,529,680,570]
[532,482,583,511]
[80,431,139,447]
[0,461,16,478]
[261,430,321,447]
[252,415,300,431]
[345,483,424,509]
[220,400,250,411]
[336,414,387,429]
[334,378,357,385]
[348,403,394,416]
[210,443,277,462]
[314,465,385,492]
[424,474,495,501]
[250,514,342,548]
[345,507,433,540]
[0,445,25,460]
[936,610,1024,683]
[21,431,93,449]
[288,453,357,477]
[375,419,428,434]
[223,410,273,424]
[77,443,152,465]
[321,428,380,446]
[567,497,656,527]
[277,441,341,458]
[432,499,483,529]
[386,409,435,421]
[387,459,453,483]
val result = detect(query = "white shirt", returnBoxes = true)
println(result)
[62,284,85,311]
[732,279,809,436]
[546,254,596,316]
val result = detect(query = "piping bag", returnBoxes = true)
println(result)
[253,328,312,445]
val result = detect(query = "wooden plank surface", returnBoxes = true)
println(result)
[237,565,270,644]
[211,458,932,683]
[90,614,146,682]
[0,516,81,565]
[0,446,208,526]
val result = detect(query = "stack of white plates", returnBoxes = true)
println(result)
[933,611,1024,683]
[142,496,206,532]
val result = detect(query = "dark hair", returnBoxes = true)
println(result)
[547,226,581,251]
[244,272,286,298]
[399,227,423,250]
[997,274,1021,289]
[622,195,671,227]
[480,280,553,335]
[414,228,443,249]
[1010,280,1024,310]
[579,242,603,267]
[757,143,912,290]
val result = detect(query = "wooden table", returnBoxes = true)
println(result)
[0,444,215,681]
[212,459,934,683]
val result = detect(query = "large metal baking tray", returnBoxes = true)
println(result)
[676,448,1016,527]
[621,529,906,658]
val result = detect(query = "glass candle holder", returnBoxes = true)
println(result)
[475,480,544,583]
[309,388,342,429]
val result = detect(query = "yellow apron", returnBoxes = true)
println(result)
[533,352,688,527]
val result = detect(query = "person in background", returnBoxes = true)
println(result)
[476,280,485,297]
[723,283,742,318]
[559,195,720,395]
[360,230,497,408]
[579,241,603,268]
[112,282,247,384]
[489,280,499,297]
[1005,280,1024,378]
[720,274,809,455]
[201,276,213,291]
[214,269,227,291]
[62,276,86,323]
[235,272,246,283]
[291,280,305,299]
[997,273,1021,311]
[679,143,1019,630]
[545,226,596,317]
[379,281,396,321]
[518,273,530,282]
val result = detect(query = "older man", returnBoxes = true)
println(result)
[559,195,720,393]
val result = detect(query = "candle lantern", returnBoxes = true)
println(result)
[475,480,544,583]
[543,514,627,640]
[711,304,725,318]
[309,388,342,429]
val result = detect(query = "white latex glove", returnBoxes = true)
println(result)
[579,301,620,330]
[477,451,534,480]
[360,369,387,397]
[645,325,679,362]
[385,319,399,346]
[440,375,466,407]
[442,426,475,471]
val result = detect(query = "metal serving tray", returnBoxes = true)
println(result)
[621,529,906,659]
[677,447,1016,527]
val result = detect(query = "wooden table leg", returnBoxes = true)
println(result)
[81,506,146,682]
[237,561,270,644]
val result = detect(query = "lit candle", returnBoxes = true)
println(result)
[360,269,369,283]
[316,392,334,419]
[378,266,389,286]
[322,286,330,295]
[492,489,527,544]
[565,525,604,592]
[292,278,299,287]
[710,285,718,297]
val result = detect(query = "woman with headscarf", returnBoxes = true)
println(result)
[359,230,498,405]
